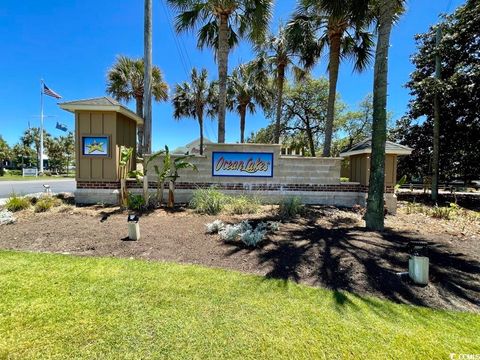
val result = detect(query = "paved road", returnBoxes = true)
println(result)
[0,179,75,198]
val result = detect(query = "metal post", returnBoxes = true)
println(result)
[40,79,44,174]
[431,27,442,201]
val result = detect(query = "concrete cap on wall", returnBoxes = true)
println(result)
[339,138,413,157]
[58,96,144,125]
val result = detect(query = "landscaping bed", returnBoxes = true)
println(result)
[1,201,478,313]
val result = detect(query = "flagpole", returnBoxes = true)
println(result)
[40,79,44,174]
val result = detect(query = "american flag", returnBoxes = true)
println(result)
[43,83,62,99]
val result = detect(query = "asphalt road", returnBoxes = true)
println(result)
[0,179,75,198]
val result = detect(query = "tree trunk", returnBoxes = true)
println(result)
[120,178,128,208]
[167,180,175,208]
[239,105,247,143]
[365,0,395,231]
[323,30,341,157]
[216,14,229,144]
[136,97,144,155]
[431,27,442,202]
[143,175,149,205]
[305,118,316,157]
[198,112,204,155]
[143,0,153,155]
[274,65,286,144]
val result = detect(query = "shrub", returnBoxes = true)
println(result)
[278,197,304,218]
[217,220,278,247]
[219,221,252,242]
[5,194,30,212]
[224,196,261,215]
[340,177,349,182]
[205,220,225,234]
[34,196,61,213]
[190,188,226,215]
[127,193,146,211]
[240,228,266,247]
[430,205,454,220]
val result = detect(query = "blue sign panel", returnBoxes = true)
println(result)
[212,151,274,177]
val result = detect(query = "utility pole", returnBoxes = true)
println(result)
[143,0,153,155]
[431,27,442,201]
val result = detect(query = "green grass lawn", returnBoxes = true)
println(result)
[0,251,478,359]
[0,174,74,181]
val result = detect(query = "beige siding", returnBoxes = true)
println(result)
[75,110,136,181]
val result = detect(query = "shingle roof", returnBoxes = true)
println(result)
[59,96,122,107]
[58,97,143,125]
[339,138,412,157]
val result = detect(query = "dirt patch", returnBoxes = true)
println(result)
[1,204,479,313]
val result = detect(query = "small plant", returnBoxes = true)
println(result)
[119,146,134,208]
[34,196,61,213]
[240,228,267,247]
[127,193,146,211]
[205,220,225,234]
[190,188,226,215]
[5,193,30,212]
[430,205,454,220]
[219,221,252,242]
[216,220,276,247]
[267,221,281,232]
[224,195,261,215]
[278,197,304,218]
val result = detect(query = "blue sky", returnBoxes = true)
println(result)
[0,0,463,151]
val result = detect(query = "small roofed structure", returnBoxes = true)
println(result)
[59,97,142,204]
[340,139,412,214]
[173,137,214,155]
[59,97,143,125]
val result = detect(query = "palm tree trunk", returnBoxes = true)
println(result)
[239,105,247,143]
[216,14,229,144]
[136,96,144,155]
[323,31,341,157]
[274,65,286,144]
[143,0,153,155]
[198,113,204,155]
[365,0,395,231]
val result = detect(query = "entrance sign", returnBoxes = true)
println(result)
[82,136,109,156]
[22,168,38,177]
[212,151,273,177]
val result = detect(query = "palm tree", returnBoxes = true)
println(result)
[251,25,305,144]
[287,0,373,156]
[172,68,218,155]
[143,0,153,154]
[106,55,168,154]
[228,64,271,143]
[21,127,51,170]
[167,0,273,143]
[365,0,405,231]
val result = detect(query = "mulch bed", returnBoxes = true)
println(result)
[1,205,479,313]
